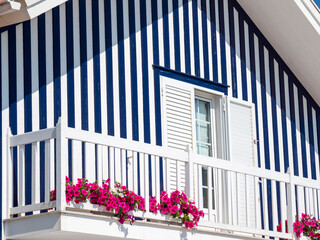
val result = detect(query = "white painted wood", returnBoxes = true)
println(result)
[7,129,13,218]
[244,21,252,102]
[16,24,24,137]
[287,168,297,233]
[188,0,195,76]
[206,0,213,81]
[197,0,204,78]
[127,151,133,190]
[31,18,39,134]
[155,156,161,202]
[10,201,56,215]
[144,153,150,212]
[312,108,320,181]
[280,181,287,233]
[139,153,145,198]
[134,0,144,143]
[121,149,126,185]
[262,178,269,231]
[60,3,68,125]
[102,146,109,182]
[85,143,96,182]
[293,84,303,178]
[217,169,223,224]
[44,140,52,203]
[157,0,164,67]
[114,148,121,183]
[10,127,56,147]
[214,0,222,83]
[109,147,115,187]
[223,0,232,96]
[18,145,25,208]
[234,9,242,100]
[133,151,138,194]
[151,155,156,197]
[72,140,82,183]
[31,142,40,206]
[56,117,67,211]
[179,0,186,73]
[208,167,213,222]
[96,145,103,185]
[303,97,312,179]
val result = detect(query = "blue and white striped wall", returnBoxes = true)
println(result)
[1,0,320,238]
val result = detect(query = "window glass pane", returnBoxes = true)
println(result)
[195,98,212,157]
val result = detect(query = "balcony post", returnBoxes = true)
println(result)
[286,167,296,234]
[56,117,67,211]
[6,128,12,219]
[186,145,194,200]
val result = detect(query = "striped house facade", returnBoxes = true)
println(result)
[1,0,320,238]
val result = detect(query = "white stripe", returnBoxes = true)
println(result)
[123,0,132,140]
[86,0,95,182]
[293,84,303,177]
[98,0,107,135]
[234,9,242,100]
[168,0,175,70]
[303,96,312,179]
[60,3,68,125]
[158,0,165,67]
[86,0,94,132]
[253,34,265,169]
[264,47,275,171]
[274,60,285,173]
[214,0,222,83]
[16,24,24,134]
[31,18,39,132]
[188,0,195,76]
[197,0,204,78]
[146,0,156,145]
[312,108,320,180]
[223,0,232,96]
[111,0,120,138]
[179,0,186,73]
[73,0,82,130]
[72,0,82,180]
[244,21,252,103]
[2,31,10,227]
[46,10,54,128]
[135,0,144,143]
[206,0,213,81]
[284,72,294,173]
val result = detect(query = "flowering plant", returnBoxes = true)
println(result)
[50,177,145,224]
[293,213,320,239]
[149,190,204,229]
[50,177,204,228]
[276,220,288,233]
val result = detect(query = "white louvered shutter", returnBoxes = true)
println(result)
[162,80,194,193]
[228,99,257,228]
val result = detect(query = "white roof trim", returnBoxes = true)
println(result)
[0,0,67,27]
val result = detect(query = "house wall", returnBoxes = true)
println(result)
[1,0,320,238]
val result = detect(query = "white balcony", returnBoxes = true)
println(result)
[3,118,319,240]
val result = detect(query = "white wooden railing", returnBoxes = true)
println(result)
[5,117,320,239]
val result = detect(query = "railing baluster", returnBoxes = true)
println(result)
[245,174,249,227]
[208,166,213,223]
[280,181,286,233]
[109,147,115,187]
[262,178,269,231]
[7,128,13,218]
[227,170,233,225]
[44,140,51,203]
[139,153,145,198]
[121,149,126,186]
[313,188,319,218]
[72,140,82,182]
[155,156,160,203]
[127,151,133,190]
[271,180,278,232]
[287,168,296,234]
[218,169,223,224]
[193,163,199,207]
[85,142,95,182]
[96,145,102,185]
[151,155,156,197]
[165,158,170,192]
[102,146,109,182]
[133,152,138,193]
[32,142,40,208]
[144,153,149,213]
[18,145,25,208]
[176,160,181,191]
[115,148,121,183]
[297,185,305,217]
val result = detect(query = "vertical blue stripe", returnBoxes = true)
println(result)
[307,102,316,179]
[173,0,181,72]
[92,0,102,134]
[183,0,191,75]
[23,21,32,209]
[79,0,88,131]
[105,0,114,136]
[201,0,209,80]
[238,14,247,101]
[162,0,170,68]
[192,0,200,77]
[228,0,237,98]
[298,89,308,178]
[278,64,289,172]
[129,0,139,141]
[66,0,75,129]
[258,40,270,170]
[38,14,47,207]
[209,0,218,83]
[140,0,150,144]
[217,0,227,85]
[53,7,61,125]
[288,77,299,176]
[117,0,127,139]
[268,52,280,172]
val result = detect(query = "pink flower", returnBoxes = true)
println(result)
[82,189,88,196]
[74,190,80,197]
[66,176,70,182]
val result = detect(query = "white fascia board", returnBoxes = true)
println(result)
[0,1,21,16]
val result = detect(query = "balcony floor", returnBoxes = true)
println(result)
[4,211,259,240]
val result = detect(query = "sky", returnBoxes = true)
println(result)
[313,0,320,9]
